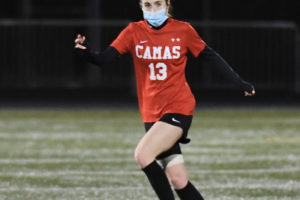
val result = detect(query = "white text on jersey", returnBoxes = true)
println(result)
[135,45,181,60]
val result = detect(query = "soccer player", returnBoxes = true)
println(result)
[75,0,255,199]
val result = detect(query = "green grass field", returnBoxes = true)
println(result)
[0,108,299,200]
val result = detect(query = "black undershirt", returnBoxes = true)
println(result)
[75,46,120,66]
[75,19,254,93]
[199,45,254,92]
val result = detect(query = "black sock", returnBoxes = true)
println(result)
[142,161,175,200]
[175,181,204,200]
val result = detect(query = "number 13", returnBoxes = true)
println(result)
[148,63,167,81]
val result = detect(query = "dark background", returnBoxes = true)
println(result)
[1,0,300,22]
[0,0,299,107]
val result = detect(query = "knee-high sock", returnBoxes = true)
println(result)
[175,181,204,200]
[142,161,175,200]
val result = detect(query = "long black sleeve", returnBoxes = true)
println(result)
[198,45,254,93]
[75,46,121,66]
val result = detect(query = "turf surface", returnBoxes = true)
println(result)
[0,108,299,200]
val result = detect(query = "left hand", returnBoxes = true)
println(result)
[244,90,255,96]
[74,34,87,50]
[242,81,255,96]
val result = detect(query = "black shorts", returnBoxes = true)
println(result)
[144,113,193,159]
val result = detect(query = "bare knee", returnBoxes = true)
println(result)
[134,146,154,168]
[169,171,188,189]
[165,162,188,189]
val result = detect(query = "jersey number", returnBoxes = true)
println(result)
[148,63,167,81]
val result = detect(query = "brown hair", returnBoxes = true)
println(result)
[140,0,173,17]
[166,0,173,17]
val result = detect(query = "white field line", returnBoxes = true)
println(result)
[1,154,300,164]
[211,197,297,200]
[184,154,300,163]
[190,167,300,174]
[14,148,135,155]
[183,147,241,153]
[0,128,298,139]
[0,119,139,126]
[1,134,299,146]
[194,140,298,145]
[0,181,299,193]
[193,118,300,123]
[1,167,300,177]
[0,158,135,164]
[0,186,146,192]
[1,139,294,146]
[193,129,300,138]
[11,147,240,155]
[0,132,117,139]
[1,116,299,124]
[0,130,282,138]
[3,147,298,158]
[0,135,297,145]
[199,181,300,190]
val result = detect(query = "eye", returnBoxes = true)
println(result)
[155,1,162,7]
[144,2,151,8]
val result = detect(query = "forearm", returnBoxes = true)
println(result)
[76,46,121,66]
[198,45,254,92]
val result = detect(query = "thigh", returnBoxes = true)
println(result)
[145,122,182,160]
[136,121,183,161]
[156,143,182,159]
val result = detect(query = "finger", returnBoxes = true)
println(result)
[78,36,85,44]
[75,44,85,49]
[75,44,87,50]
[79,38,85,44]
[77,44,86,49]
[75,37,85,44]
[75,34,82,43]
[244,91,251,96]
[75,39,83,44]
[252,90,256,95]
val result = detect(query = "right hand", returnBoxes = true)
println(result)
[74,34,87,50]
[242,81,255,97]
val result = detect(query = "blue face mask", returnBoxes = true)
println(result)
[143,8,168,27]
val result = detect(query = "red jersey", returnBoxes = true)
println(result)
[111,18,206,122]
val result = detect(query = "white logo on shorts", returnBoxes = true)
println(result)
[172,118,181,124]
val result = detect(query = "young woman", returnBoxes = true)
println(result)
[75,0,255,199]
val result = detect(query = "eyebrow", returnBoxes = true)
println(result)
[144,0,162,4]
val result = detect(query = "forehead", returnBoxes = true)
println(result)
[141,0,164,4]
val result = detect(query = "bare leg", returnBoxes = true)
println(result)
[135,121,183,200]
[135,121,183,168]
[164,158,204,199]
[165,163,189,189]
